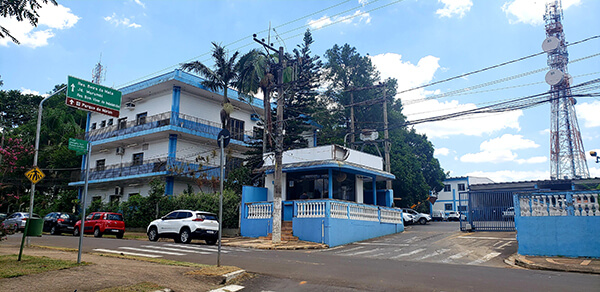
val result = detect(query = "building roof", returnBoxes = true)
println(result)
[257,159,395,182]
[469,177,600,192]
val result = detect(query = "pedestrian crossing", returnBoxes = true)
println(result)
[92,242,257,259]
[320,237,515,266]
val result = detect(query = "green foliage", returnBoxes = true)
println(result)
[0,0,58,45]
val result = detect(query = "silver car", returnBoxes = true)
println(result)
[2,212,41,232]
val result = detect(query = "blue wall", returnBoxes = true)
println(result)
[240,186,272,238]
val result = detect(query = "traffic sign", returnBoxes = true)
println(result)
[66,76,122,117]
[217,129,230,148]
[68,138,88,154]
[25,166,45,184]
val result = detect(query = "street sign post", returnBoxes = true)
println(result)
[68,138,88,155]
[66,76,122,117]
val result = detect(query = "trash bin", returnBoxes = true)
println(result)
[25,218,43,236]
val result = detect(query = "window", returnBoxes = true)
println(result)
[445,203,453,211]
[443,184,451,192]
[96,159,105,171]
[136,112,147,125]
[132,152,144,166]
[107,118,113,126]
[458,183,466,191]
[100,120,106,128]
[118,118,127,130]
[92,213,102,220]
[109,195,120,204]
[91,123,97,130]
[458,206,467,212]
[230,118,245,141]
[177,212,192,219]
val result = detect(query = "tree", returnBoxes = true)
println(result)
[236,48,276,154]
[181,42,240,131]
[0,0,58,44]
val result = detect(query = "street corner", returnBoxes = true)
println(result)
[511,253,600,274]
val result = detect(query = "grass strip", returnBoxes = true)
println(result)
[0,254,86,278]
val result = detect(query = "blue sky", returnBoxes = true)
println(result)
[1,0,599,182]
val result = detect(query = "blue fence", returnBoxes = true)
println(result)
[514,191,600,258]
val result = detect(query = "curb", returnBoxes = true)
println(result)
[511,254,600,275]
[222,269,246,284]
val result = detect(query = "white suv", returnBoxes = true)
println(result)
[401,208,432,225]
[147,210,219,244]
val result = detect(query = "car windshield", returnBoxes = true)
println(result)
[106,214,123,221]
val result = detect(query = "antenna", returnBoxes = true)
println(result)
[92,53,106,85]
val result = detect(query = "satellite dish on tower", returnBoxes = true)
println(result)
[545,69,564,86]
[542,36,560,52]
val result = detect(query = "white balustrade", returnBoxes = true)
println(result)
[349,205,379,222]
[330,202,348,219]
[380,209,403,224]
[518,192,599,217]
[297,201,326,218]
[520,197,531,216]
[247,203,272,219]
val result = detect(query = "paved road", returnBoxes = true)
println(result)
[6,224,599,291]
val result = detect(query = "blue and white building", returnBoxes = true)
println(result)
[69,70,263,206]
[241,145,405,247]
[431,176,494,216]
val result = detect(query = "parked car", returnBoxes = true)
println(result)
[447,211,461,221]
[43,212,78,235]
[74,212,125,238]
[431,210,448,221]
[0,213,6,222]
[2,212,41,232]
[146,210,219,244]
[401,208,432,225]
[502,207,515,219]
[402,212,415,226]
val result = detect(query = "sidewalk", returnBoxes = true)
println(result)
[506,253,600,274]
[221,236,327,250]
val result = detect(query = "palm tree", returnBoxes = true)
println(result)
[181,42,239,131]
[236,49,276,154]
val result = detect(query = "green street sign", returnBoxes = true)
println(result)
[68,138,88,153]
[66,76,122,117]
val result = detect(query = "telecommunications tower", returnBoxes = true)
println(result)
[543,0,590,179]
[91,54,106,85]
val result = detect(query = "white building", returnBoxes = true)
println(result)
[69,70,263,206]
[431,176,494,215]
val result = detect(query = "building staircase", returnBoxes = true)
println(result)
[259,221,298,241]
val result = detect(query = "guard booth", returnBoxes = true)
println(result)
[459,191,516,231]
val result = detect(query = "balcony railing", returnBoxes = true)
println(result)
[517,191,600,217]
[78,157,220,182]
[85,111,258,143]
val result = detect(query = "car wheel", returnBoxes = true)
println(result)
[116,231,124,239]
[93,228,103,238]
[205,239,217,245]
[147,227,159,241]
[50,225,58,235]
[73,227,80,236]
[419,218,427,225]
[179,228,191,244]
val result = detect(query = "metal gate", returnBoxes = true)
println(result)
[459,191,515,231]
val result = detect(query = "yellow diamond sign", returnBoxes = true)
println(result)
[25,166,45,184]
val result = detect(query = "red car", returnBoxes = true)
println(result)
[74,212,125,239]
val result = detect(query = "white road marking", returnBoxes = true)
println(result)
[164,243,230,253]
[355,242,410,247]
[141,245,212,254]
[416,248,451,260]
[344,248,382,256]
[403,237,419,243]
[390,248,425,259]
[496,241,513,249]
[441,251,472,263]
[468,252,501,265]
[209,284,245,292]
[93,248,162,258]
[118,247,186,256]
[333,246,365,254]
[460,236,516,241]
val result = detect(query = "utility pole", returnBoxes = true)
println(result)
[350,91,355,148]
[253,35,285,243]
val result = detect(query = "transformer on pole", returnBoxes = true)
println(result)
[543,0,590,180]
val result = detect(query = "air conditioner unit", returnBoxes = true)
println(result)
[114,186,122,196]
[116,147,125,155]
[125,102,136,110]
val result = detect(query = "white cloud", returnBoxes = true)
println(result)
[20,88,40,95]
[307,10,371,30]
[467,169,549,182]
[501,0,581,26]
[0,3,79,48]
[436,0,473,18]
[539,128,550,135]
[589,166,600,178]
[104,13,142,28]
[369,53,525,138]
[435,147,451,156]
[576,100,600,128]
[460,134,541,163]
[133,0,146,9]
